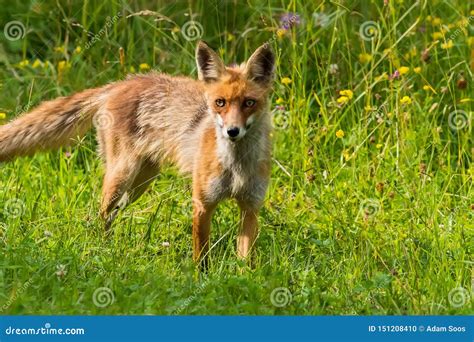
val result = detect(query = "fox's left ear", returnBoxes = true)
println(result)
[245,44,275,86]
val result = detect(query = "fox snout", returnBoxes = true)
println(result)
[216,114,246,141]
[226,126,241,139]
[215,108,253,142]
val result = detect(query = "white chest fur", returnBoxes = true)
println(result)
[205,127,270,208]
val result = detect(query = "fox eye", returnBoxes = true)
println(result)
[215,98,226,107]
[244,99,256,107]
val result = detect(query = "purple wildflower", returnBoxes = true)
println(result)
[390,70,400,80]
[280,12,301,30]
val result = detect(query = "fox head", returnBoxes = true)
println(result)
[196,41,275,142]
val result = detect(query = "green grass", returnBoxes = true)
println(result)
[0,0,472,315]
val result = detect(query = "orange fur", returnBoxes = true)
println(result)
[0,41,275,265]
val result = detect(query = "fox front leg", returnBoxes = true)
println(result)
[236,203,260,260]
[192,196,216,269]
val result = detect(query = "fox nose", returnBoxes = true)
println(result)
[227,127,240,138]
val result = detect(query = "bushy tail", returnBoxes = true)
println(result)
[0,87,106,162]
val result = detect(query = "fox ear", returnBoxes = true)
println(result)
[245,44,275,85]
[195,41,225,82]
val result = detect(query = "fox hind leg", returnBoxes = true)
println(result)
[100,157,159,231]
[128,160,159,203]
[100,156,145,231]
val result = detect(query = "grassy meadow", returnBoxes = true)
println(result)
[0,0,473,315]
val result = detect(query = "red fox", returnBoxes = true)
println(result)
[0,41,275,264]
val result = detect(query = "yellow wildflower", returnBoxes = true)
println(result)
[337,90,353,104]
[74,46,82,54]
[172,26,180,33]
[139,63,150,71]
[0,112,6,120]
[398,66,410,75]
[281,77,292,85]
[18,59,29,68]
[432,17,442,26]
[32,59,43,68]
[413,67,422,73]
[129,66,136,73]
[358,53,373,64]
[58,60,70,72]
[276,97,285,105]
[337,96,350,104]
[376,143,383,149]
[423,85,436,93]
[227,33,235,42]
[342,150,351,161]
[54,46,65,53]
[364,105,374,112]
[339,89,353,99]
[441,40,454,49]
[276,29,286,39]
[400,96,412,105]
[432,32,443,40]
[336,129,345,138]
[456,18,468,28]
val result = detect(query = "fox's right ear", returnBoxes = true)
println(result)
[195,41,225,82]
